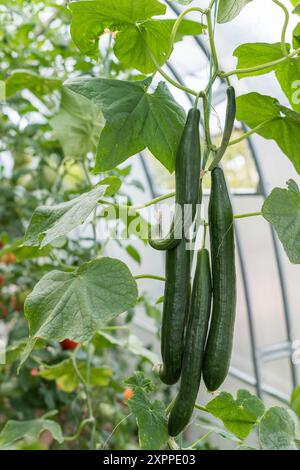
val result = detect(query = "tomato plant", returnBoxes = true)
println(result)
[0,0,299,452]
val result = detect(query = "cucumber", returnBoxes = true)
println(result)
[168,249,212,436]
[209,87,236,171]
[149,109,201,251]
[159,239,191,385]
[203,167,236,392]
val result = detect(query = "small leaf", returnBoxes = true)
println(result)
[124,372,154,392]
[217,0,252,24]
[24,257,138,347]
[233,43,289,78]
[259,407,299,450]
[50,88,104,160]
[262,180,300,264]
[0,419,64,449]
[125,377,168,450]
[236,92,300,174]
[65,77,185,173]
[38,359,112,393]
[126,245,141,264]
[275,57,300,113]
[6,70,61,98]
[205,391,265,439]
[24,183,108,247]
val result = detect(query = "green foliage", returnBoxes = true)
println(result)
[69,0,203,72]
[236,93,300,174]
[50,88,104,160]
[125,374,168,450]
[259,407,300,450]
[65,77,186,173]
[262,179,300,264]
[24,183,109,247]
[24,257,138,345]
[204,390,265,439]
[38,359,112,393]
[217,0,253,24]
[0,418,64,449]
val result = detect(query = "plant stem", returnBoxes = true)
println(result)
[134,274,166,282]
[71,351,96,449]
[99,191,176,211]
[64,418,94,442]
[194,403,208,413]
[234,211,262,220]
[188,431,213,449]
[140,29,199,97]
[206,9,219,74]
[220,47,300,78]
[228,119,278,147]
[167,7,206,59]
[272,0,289,56]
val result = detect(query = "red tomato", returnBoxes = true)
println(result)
[123,387,134,401]
[1,253,16,264]
[60,339,79,350]
[30,368,39,377]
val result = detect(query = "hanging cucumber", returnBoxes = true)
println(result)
[168,248,212,436]
[149,109,201,251]
[159,239,191,385]
[203,167,236,392]
[209,86,236,171]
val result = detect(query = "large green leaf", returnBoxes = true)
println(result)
[236,92,300,174]
[275,57,300,113]
[0,419,63,449]
[38,359,112,392]
[262,180,300,264]
[24,183,108,247]
[24,257,138,346]
[205,390,265,440]
[233,43,289,77]
[69,0,203,72]
[65,77,185,173]
[69,0,166,60]
[50,88,104,159]
[217,0,252,23]
[6,70,61,98]
[259,407,299,450]
[113,19,204,73]
[125,373,168,450]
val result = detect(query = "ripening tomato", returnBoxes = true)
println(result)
[0,275,5,287]
[60,339,79,350]
[30,368,39,377]
[123,387,134,401]
[1,253,16,264]
[0,241,4,249]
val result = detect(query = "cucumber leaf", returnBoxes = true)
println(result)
[65,77,185,173]
[236,92,300,175]
[217,0,252,24]
[262,179,300,264]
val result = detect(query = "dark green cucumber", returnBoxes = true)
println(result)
[148,206,182,251]
[159,239,191,385]
[209,87,236,171]
[149,109,201,251]
[203,167,236,392]
[168,249,212,436]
